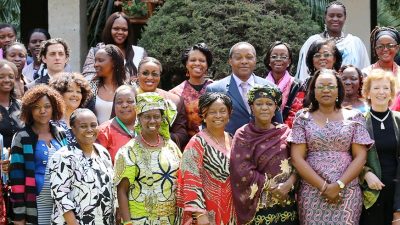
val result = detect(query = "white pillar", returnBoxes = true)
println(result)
[48,0,87,72]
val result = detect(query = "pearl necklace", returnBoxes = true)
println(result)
[325,31,345,43]
[140,131,161,147]
[370,111,390,130]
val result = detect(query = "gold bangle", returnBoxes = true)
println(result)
[195,213,206,219]
[320,180,327,196]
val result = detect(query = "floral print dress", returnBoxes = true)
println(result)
[49,143,115,225]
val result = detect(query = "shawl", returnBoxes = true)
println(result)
[266,71,294,111]
[230,122,292,224]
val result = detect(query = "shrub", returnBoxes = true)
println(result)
[139,0,320,89]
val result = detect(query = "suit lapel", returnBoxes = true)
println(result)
[227,75,248,114]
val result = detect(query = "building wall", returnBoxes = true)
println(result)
[341,0,371,58]
[48,0,87,72]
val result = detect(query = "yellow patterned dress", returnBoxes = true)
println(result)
[114,138,182,225]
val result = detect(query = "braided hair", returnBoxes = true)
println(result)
[324,1,347,16]
[95,44,126,86]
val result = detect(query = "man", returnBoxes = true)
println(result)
[28,38,70,87]
[206,42,282,135]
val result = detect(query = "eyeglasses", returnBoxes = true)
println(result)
[270,55,289,61]
[313,52,333,59]
[315,85,338,91]
[375,43,398,51]
[141,71,161,77]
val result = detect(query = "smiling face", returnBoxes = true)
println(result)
[251,97,277,125]
[229,43,256,80]
[94,49,114,78]
[31,95,53,126]
[28,32,47,60]
[339,67,361,98]
[42,43,68,75]
[138,61,161,92]
[269,44,291,74]
[0,27,16,48]
[368,78,392,110]
[186,49,208,79]
[114,89,136,124]
[5,45,27,72]
[203,99,230,131]
[0,64,15,93]
[111,17,129,46]
[138,109,162,135]
[324,5,346,35]
[71,111,99,146]
[375,35,399,63]
[62,82,82,111]
[313,45,335,71]
[314,73,338,107]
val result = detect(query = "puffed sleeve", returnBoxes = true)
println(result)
[287,110,307,144]
[49,147,76,214]
[114,140,138,186]
[351,112,374,148]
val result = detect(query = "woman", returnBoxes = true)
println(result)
[338,65,368,112]
[49,72,93,144]
[22,28,51,83]
[115,92,181,224]
[89,44,126,124]
[9,85,67,225]
[4,42,28,99]
[362,26,400,77]
[0,60,23,149]
[0,24,17,59]
[137,57,188,149]
[359,69,400,225]
[82,12,145,81]
[264,41,302,127]
[288,69,374,225]
[296,1,370,81]
[230,86,298,225]
[170,43,213,138]
[175,92,235,225]
[49,108,114,224]
[295,39,343,109]
[97,84,136,162]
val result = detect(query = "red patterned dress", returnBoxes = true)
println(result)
[175,131,236,225]
[169,79,213,138]
[287,109,374,225]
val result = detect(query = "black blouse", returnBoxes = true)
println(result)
[0,98,24,148]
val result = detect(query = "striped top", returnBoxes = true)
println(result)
[9,124,67,224]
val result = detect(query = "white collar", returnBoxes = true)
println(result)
[232,73,255,88]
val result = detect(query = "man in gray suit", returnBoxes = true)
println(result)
[206,42,282,135]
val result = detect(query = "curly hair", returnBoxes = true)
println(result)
[338,64,363,97]
[181,43,213,68]
[20,85,65,125]
[362,69,397,106]
[94,44,126,86]
[306,39,342,76]
[198,92,232,127]
[102,12,137,77]
[307,69,345,112]
[39,38,70,66]
[263,41,293,72]
[49,72,93,108]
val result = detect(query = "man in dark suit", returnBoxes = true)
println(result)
[206,42,282,135]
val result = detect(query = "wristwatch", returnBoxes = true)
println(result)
[336,180,345,189]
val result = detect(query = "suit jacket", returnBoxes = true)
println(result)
[206,74,282,135]
[362,110,400,211]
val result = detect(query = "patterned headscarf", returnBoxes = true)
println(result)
[247,85,282,110]
[135,92,177,139]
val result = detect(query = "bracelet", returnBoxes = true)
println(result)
[393,218,400,223]
[320,180,327,196]
[195,213,206,219]
[122,221,133,225]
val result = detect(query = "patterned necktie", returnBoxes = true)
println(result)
[240,82,250,112]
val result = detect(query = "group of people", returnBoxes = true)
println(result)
[0,1,400,225]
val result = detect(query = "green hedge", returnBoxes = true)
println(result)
[139,0,320,89]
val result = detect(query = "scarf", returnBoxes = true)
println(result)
[266,71,294,111]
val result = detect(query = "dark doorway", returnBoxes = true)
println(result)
[20,0,48,46]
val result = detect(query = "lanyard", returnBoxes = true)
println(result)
[115,117,135,138]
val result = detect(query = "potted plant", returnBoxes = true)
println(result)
[122,0,148,18]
